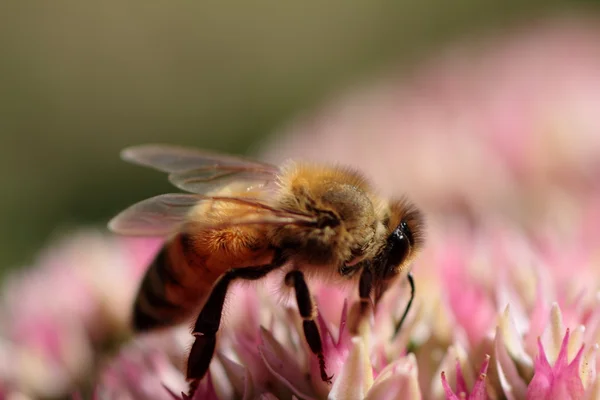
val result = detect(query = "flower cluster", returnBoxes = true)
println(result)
[262,15,600,232]
[0,231,161,398]
[2,220,598,399]
[1,14,600,400]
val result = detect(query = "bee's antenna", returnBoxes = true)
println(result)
[392,272,415,338]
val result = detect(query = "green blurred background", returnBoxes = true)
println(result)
[0,0,597,274]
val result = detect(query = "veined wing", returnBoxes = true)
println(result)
[168,168,276,195]
[121,144,279,194]
[108,193,317,237]
[108,194,198,236]
[121,144,278,173]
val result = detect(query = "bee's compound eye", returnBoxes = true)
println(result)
[384,223,411,275]
[400,220,414,246]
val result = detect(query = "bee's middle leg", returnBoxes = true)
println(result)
[285,270,333,384]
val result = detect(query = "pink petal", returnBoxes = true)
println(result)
[366,356,421,400]
[441,356,490,400]
[366,371,421,400]
[494,326,528,398]
[528,329,586,400]
[217,354,250,397]
[328,337,373,400]
[469,355,490,400]
[455,360,468,394]
[188,373,219,400]
[441,372,461,400]
[441,247,496,346]
[258,328,316,400]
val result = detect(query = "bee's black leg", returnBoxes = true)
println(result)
[187,255,285,397]
[346,267,375,337]
[358,267,373,312]
[285,270,333,384]
[392,271,415,338]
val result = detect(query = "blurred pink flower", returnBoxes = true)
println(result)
[3,13,600,400]
[252,14,600,399]
[261,15,600,229]
[0,231,161,398]
[48,223,599,399]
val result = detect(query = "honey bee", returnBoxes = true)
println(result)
[109,144,425,395]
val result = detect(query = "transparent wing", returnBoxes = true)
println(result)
[121,144,280,195]
[109,193,317,237]
[168,168,276,194]
[108,194,199,236]
[121,144,279,174]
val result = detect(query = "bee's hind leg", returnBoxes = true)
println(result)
[186,256,285,397]
[285,270,333,384]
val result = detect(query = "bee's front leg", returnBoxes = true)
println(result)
[285,270,333,384]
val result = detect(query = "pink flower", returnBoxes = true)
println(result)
[262,15,600,230]
[441,244,496,346]
[527,329,585,400]
[441,355,490,400]
[3,14,600,400]
[168,374,219,400]
[0,231,161,398]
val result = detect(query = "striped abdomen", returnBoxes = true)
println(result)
[132,229,273,332]
[132,234,221,332]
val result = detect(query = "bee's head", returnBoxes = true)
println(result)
[373,199,425,294]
